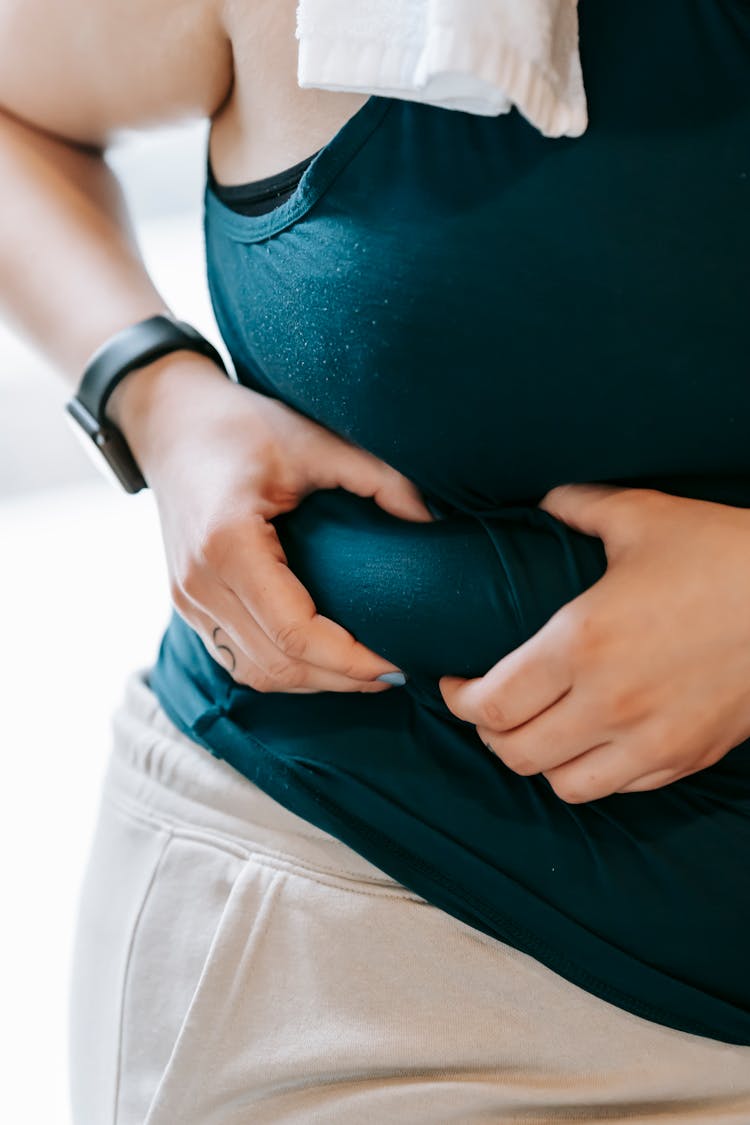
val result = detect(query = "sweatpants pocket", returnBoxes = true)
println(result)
[142,854,430,1125]
[68,790,247,1125]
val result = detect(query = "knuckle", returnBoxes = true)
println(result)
[331,644,365,681]
[170,580,190,612]
[570,610,602,658]
[617,486,662,516]
[241,668,276,694]
[178,561,205,601]
[241,509,277,548]
[271,618,311,660]
[606,486,639,514]
[608,684,641,724]
[505,753,536,776]
[478,698,508,730]
[640,735,673,773]
[264,653,305,687]
[242,658,308,694]
[548,776,589,804]
[200,527,232,570]
[609,487,665,540]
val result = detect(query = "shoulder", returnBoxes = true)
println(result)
[0,0,235,148]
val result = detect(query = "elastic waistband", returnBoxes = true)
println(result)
[105,664,407,888]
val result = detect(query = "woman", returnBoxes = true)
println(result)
[2,0,750,1120]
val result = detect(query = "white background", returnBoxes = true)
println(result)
[0,117,228,1123]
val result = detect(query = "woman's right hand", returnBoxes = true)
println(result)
[109,353,437,694]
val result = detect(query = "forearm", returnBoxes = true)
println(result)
[0,107,168,372]
[0,106,225,452]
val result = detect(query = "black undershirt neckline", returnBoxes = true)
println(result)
[208,149,321,215]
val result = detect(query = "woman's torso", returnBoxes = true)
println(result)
[145,0,750,1048]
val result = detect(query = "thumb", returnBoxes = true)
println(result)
[330,444,438,523]
[537,482,636,538]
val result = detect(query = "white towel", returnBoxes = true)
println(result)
[295,0,588,138]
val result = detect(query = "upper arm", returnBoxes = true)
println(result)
[0,0,235,150]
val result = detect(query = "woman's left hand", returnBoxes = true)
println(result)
[438,484,750,803]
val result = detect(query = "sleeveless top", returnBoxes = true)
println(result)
[148,0,750,1045]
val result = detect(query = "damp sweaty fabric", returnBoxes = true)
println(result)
[148,0,750,1046]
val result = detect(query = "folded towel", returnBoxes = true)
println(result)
[295,0,588,138]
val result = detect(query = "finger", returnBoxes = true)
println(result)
[538,483,665,563]
[177,599,395,695]
[537,482,637,534]
[221,517,403,682]
[439,620,573,730]
[615,768,683,794]
[474,688,598,776]
[541,738,648,804]
[190,578,393,691]
[314,440,437,523]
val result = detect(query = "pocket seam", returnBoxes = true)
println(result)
[104,789,421,900]
[143,864,285,1122]
[113,826,174,1125]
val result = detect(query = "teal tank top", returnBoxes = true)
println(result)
[149,0,750,1045]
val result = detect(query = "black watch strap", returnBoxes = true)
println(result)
[75,313,229,423]
[65,314,231,494]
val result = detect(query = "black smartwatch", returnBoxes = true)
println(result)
[64,313,231,493]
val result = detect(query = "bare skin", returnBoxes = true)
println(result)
[0,0,370,185]
[0,0,435,694]
[210,0,372,185]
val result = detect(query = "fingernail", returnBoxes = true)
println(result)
[376,670,408,685]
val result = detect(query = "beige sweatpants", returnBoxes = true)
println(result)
[67,664,750,1125]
